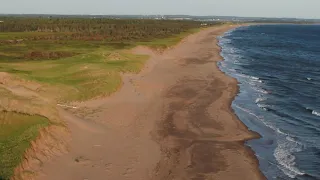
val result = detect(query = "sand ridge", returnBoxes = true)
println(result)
[36,24,265,180]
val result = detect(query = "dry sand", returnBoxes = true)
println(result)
[36,24,266,180]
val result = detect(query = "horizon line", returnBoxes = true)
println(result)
[0,13,319,20]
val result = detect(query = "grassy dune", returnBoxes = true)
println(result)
[1,50,148,102]
[0,112,49,179]
[0,27,202,102]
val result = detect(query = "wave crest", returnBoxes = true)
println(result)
[312,110,320,117]
[306,107,320,117]
[274,138,305,178]
[255,97,267,103]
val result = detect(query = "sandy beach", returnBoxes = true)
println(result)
[36,24,265,180]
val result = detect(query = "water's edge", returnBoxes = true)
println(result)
[216,25,268,178]
[216,25,283,179]
[217,24,320,180]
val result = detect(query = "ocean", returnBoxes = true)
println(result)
[218,24,320,180]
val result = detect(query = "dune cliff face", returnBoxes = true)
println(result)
[13,126,70,180]
[0,72,70,180]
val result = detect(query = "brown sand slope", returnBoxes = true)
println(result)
[36,25,265,180]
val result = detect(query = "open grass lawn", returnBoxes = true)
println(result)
[0,111,49,180]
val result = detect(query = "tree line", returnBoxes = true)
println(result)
[0,17,206,41]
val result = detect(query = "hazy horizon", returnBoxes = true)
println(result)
[1,13,319,20]
[0,0,319,19]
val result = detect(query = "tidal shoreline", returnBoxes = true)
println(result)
[215,24,266,179]
[218,24,320,179]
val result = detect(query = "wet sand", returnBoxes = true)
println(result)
[36,24,265,180]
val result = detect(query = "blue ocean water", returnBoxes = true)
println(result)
[218,25,320,180]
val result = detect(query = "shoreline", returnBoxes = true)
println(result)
[215,25,262,140]
[35,24,265,180]
[217,24,320,180]
[150,24,265,179]
[215,24,266,178]
[215,24,263,142]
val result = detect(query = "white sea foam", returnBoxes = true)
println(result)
[219,28,307,179]
[255,97,267,103]
[234,73,247,78]
[273,129,305,178]
[218,37,232,45]
[274,138,305,178]
[255,97,269,110]
[234,104,277,131]
[276,128,287,135]
[228,46,238,54]
[234,104,262,120]
[235,73,263,84]
[277,130,302,145]
[223,28,237,36]
[250,76,260,80]
[286,136,303,145]
[252,87,269,94]
[249,76,263,83]
[306,107,320,117]
[250,78,263,83]
[229,68,236,72]
[234,104,305,179]
[312,110,320,117]
[219,61,227,68]
[257,104,269,111]
[234,73,262,83]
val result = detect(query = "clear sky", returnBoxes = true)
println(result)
[0,0,319,19]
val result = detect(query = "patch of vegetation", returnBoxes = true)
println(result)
[23,51,78,60]
[137,28,202,49]
[1,50,148,102]
[0,111,49,180]
[0,17,202,41]
[0,18,208,62]
[0,17,210,102]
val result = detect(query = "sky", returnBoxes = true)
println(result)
[0,0,319,19]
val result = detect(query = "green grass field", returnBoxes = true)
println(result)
[0,50,148,102]
[0,111,49,180]
[137,28,202,48]
[0,27,202,102]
